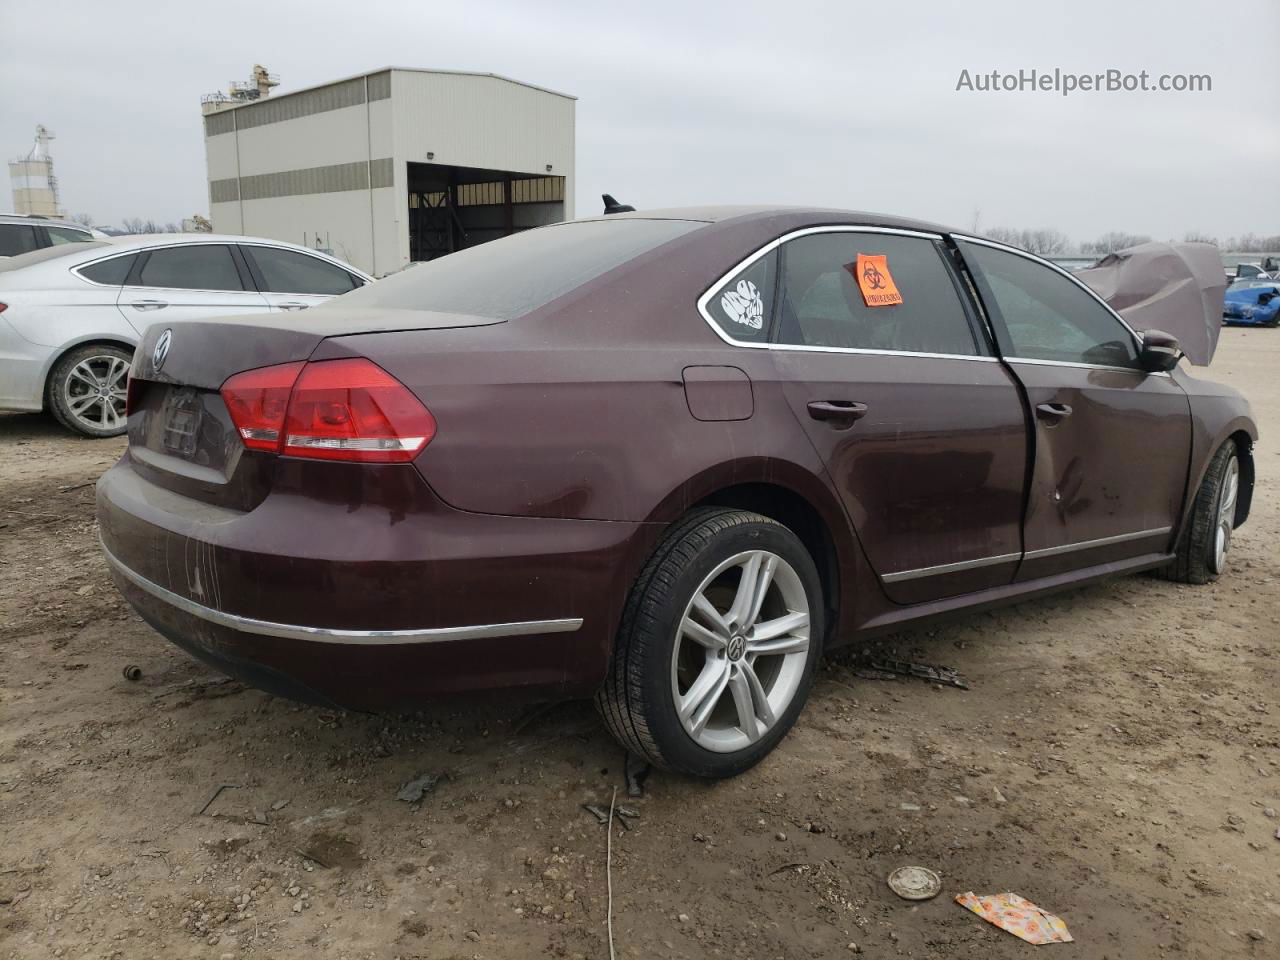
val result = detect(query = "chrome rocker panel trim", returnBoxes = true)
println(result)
[881,527,1173,583]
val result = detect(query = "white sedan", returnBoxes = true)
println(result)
[0,235,372,436]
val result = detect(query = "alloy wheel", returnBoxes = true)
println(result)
[1211,454,1238,574]
[63,354,128,432]
[670,549,811,753]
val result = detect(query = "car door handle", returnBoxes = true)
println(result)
[130,300,168,311]
[277,301,309,311]
[1035,402,1073,422]
[807,400,869,426]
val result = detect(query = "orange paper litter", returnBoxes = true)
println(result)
[955,891,1073,945]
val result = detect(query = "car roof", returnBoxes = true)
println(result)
[0,232,371,280]
[0,214,95,230]
[89,234,371,277]
[95,233,302,250]
[579,205,961,235]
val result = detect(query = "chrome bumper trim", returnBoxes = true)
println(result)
[100,537,583,645]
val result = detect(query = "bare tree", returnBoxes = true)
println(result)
[1223,233,1280,253]
[1026,228,1069,256]
[985,227,1070,256]
[68,212,95,228]
[1183,231,1218,245]
[121,217,146,234]
[1080,232,1153,255]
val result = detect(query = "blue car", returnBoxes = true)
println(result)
[1224,279,1280,327]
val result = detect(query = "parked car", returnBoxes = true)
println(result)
[96,208,1257,779]
[0,235,372,436]
[0,214,100,257]
[1224,262,1276,282]
[1223,278,1280,326]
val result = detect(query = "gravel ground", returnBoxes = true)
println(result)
[1,328,1277,960]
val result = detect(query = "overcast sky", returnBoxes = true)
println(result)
[2,0,1277,244]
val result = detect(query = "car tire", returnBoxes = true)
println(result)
[47,343,132,438]
[1156,441,1239,585]
[597,508,824,779]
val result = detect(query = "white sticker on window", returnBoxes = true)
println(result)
[720,279,764,330]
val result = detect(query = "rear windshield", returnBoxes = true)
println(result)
[0,240,111,272]
[339,218,704,319]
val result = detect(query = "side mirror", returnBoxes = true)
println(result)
[1138,329,1181,373]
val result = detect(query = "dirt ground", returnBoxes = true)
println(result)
[2,328,1277,960]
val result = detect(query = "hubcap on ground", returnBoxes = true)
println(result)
[670,549,811,754]
[1212,455,1238,574]
[64,355,128,431]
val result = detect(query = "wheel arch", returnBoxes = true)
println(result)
[690,482,842,646]
[1176,415,1257,544]
[635,458,857,647]
[41,336,137,406]
[1227,428,1255,527]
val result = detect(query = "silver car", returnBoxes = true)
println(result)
[0,235,372,436]
[0,214,101,256]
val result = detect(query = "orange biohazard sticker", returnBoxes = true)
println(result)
[852,254,903,307]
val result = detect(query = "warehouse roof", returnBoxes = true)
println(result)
[205,67,576,114]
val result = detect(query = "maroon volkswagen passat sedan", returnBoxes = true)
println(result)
[98,207,1257,779]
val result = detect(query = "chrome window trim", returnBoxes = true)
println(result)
[695,225,994,362]
[881,551,1021,584]
[1007,356,1171,378]
[100,538,582,645]
[1023,526,1172,560]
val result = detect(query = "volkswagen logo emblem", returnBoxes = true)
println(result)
[152,329,173,371]
[727,634,747,661]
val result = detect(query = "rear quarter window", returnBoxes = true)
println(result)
[702,251,777,344]
[78,254,138,286]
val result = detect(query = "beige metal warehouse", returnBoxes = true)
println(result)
[202,68,575,277]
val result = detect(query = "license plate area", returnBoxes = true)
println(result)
[161,390,201,458]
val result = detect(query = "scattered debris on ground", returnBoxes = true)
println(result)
[396,771,446,804]
[887,865,942,901]
[955,891,1074,945]
[863,656,969,689]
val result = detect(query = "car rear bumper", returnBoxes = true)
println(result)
[97,452,656,710]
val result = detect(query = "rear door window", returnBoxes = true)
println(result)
[959,241,1140,369]
[136,245,244,291]
[242,245,359,295]
[0,224,40,257]
[775,231,980,355]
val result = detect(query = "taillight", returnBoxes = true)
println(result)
[221,358,435,462]
[221,362,305,452]
[0,303,7,313]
